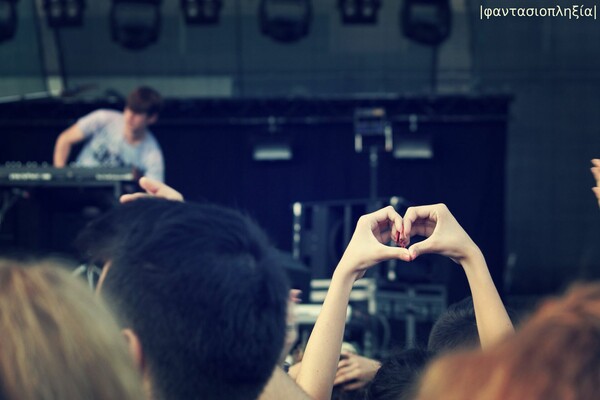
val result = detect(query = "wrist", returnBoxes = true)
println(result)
[459,245,485,272]
[332,258,362,284]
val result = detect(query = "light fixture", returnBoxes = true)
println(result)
[110,0,161,50]
[259,0,311,43]
[338,0,381,24]
[354,107,392,153]
[181,0,222,24]
[252,117,293,161]
[401,0,451,46]
[43,0,85,28]
[0,0,18,43]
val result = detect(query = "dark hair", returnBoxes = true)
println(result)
[427,297,480,354]
[80,199,289,400]
[126,86,163,116]
[418,283,600,400]
[365,348,431,400]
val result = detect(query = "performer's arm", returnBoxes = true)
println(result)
[53,124,85,167]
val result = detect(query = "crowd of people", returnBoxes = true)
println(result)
[0,159,598,400]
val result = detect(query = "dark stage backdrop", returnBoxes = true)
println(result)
[0,96,509,302]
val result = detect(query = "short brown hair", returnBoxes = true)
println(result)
[126,86,163,116]
[0,259,144,400]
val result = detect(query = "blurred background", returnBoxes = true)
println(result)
[0,0,599,330]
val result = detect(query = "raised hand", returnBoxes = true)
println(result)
[339,206,411,280]
[295,206,409,400]
[399,204,479,263]
[120,177,184,203]
[399,203,513,348]
[592,159,600,208]
[333,352,381,391]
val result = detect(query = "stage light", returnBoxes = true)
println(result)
[0,0,18,43]
[110,0,161,50]
[354,108,392,153]
[181,0,222,24]
[401,0,451,46]
[259,0,311,43]
[338,0,381,24]
[43,0,85,28]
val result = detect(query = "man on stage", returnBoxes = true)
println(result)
[53,86,165,182]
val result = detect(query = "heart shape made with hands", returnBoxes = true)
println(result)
[387,204,469,263]
[388,204,474,264]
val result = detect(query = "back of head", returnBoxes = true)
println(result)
[0,259,143,400]
[418,283,600,400]
[365,348,431,400]
[89,199,289,400]
[126,86,163,116]
[427,296,480,354]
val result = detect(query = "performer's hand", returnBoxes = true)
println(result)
[120,177,184,203]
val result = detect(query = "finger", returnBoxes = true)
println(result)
[593,187,600,207]
[138,176,161,195]
[119,192,151,204]
[373,206,403,245]
[289,289,302,303]
[592,167,600,182]
[402,206,434,235]
[396,223,409,248]
[407,237,438,260]
[389,216,405,246]
[333,370,354,386]
[334,367,359,385]
[343,381,367,391]
[592,159,600,168]
[379,244,412,262]
[337,359,351,369]
[402,205,441,241]
[369,206,402,229]
[141,178,184,201]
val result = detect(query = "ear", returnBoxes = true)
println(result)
[95,261,112,296]
[122,328,145,372]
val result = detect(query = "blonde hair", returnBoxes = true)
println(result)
[418,283,600,400]
[0,259,144,400]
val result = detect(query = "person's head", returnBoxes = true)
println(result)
[365,348,431,400]
[123,86,163,135]
[418,283,600,400]
[427,296,480,354]
[0,258,144,400]
[80,198,290,400]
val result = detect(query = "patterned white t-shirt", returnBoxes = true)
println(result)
[75,109,164,182]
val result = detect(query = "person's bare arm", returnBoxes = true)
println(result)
[259,367,310,400]
[53,124,85,167]
[401,204,514,349]
[295,207,410,400]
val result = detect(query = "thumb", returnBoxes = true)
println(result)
[139,177,160,195]
[381,245,412,262]
[408,239,434,260]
